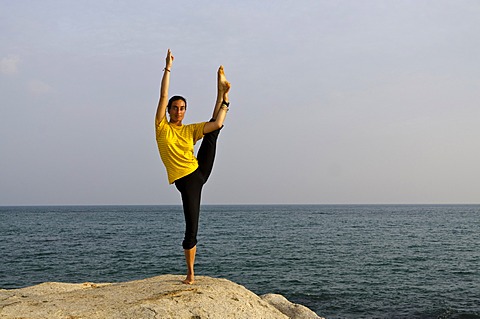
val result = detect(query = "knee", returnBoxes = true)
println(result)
[183,238,197,250]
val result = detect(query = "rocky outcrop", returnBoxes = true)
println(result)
[0,275,323,319]
[261,294,322,319]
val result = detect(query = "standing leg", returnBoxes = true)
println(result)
[183,245,196,284]
[175,171,203,284]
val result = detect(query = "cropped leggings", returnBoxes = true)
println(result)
[174,120,221,250]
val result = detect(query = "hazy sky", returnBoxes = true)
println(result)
[1,0,479,205]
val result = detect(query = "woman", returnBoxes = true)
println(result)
[155,49,231,284]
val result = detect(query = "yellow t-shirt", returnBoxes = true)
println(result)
[155,116,206,184]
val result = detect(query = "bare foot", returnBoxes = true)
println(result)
[182,274,195,285]
[218,65,231,93]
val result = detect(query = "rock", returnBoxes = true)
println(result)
[0,275,321,319]
[261,293,324,319]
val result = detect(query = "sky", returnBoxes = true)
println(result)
[1,0,479,205]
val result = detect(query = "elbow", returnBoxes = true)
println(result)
[204,121,222,134]
[212,121,222,131]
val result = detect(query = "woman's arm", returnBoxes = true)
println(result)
[155,49,174,125]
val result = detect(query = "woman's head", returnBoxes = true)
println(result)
[167,95,187,124]
[167,95,187,112]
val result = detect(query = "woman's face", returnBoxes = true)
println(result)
[168,100,186,124]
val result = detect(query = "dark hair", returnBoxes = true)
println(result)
[167,95,187,111]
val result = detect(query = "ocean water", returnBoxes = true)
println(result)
[0,205,479,319]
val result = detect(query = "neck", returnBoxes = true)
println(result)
[169,119,182,126]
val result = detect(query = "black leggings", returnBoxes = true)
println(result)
[174,120,221,250]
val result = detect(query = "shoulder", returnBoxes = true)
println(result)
[185,122,206,142]
[185,122,206,134]
[155,117,170,141]
[155,116,168,130]
[181,121,202,130]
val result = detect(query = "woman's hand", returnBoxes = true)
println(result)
[166,49,174,69]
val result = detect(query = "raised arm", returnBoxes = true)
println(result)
[155,49,174,125]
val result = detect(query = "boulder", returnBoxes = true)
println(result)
[261,293,323,319]
[0,275,322,319]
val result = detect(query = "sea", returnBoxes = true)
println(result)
[0,205,479,319]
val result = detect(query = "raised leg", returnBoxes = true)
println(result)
[212,65,231,120]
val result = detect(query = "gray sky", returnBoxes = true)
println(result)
[1,0,479,205]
